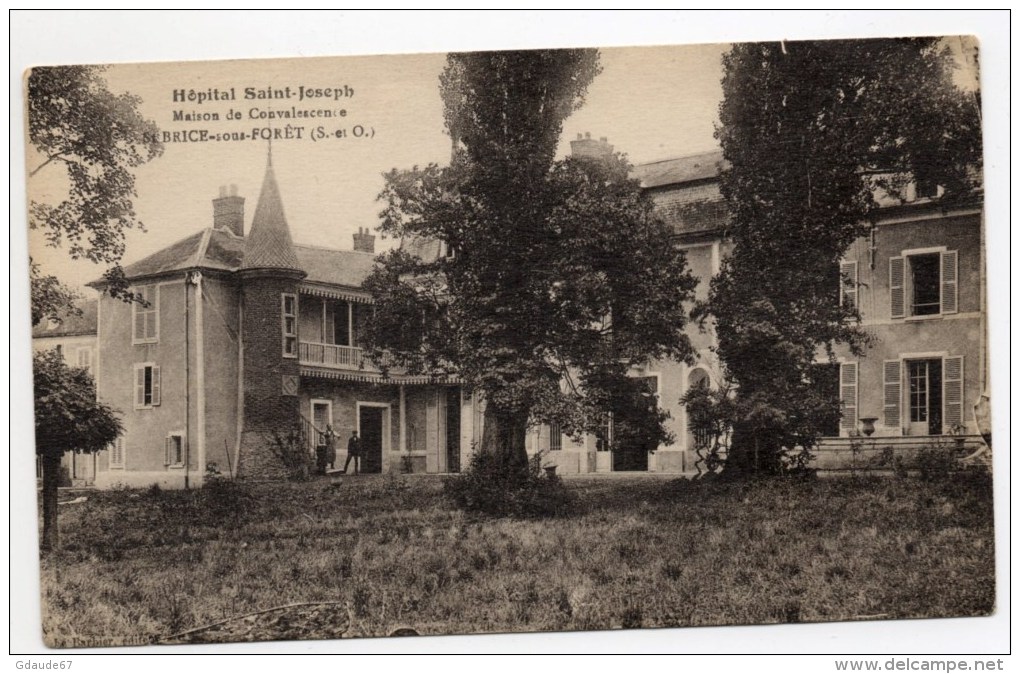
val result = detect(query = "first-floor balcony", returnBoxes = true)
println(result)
[299,341,373,371]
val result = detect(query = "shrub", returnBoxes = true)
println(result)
[915,437,960,483]
[443,451,575,518]
[200,475,256,522]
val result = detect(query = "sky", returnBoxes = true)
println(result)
[28,42,728,293]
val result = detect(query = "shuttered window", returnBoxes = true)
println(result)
[165,433,185,467]
[943,356,964,431]
[109,438,125,469]
[883,360,902,430]
[132,285,159,343]
[133,363,160,409]
[839,362,858,434]
[840,261,858,311]
[891,250,959,318]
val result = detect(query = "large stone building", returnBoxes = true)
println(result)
[88,141,986,488]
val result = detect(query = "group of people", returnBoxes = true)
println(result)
[316,426,362,476]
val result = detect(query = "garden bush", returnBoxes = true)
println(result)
[444,451,576,518]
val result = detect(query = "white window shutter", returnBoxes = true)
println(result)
[151,366,161,406]
[943,356,964,431]
[839,362,858,433]
[840,261,858,311]
[164,436,171,465]
[889,256,905,318]
[941,250,958,315]
[135,366,145,407]
[109,438,123,467]
[883,360,902,431]
[134,309,145,341]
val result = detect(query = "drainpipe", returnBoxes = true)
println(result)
[185,274,191,490]
[234,298,244,477]
[192,271,206,483]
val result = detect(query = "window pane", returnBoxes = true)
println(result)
[143,367,153,405]
[908,361,928,422]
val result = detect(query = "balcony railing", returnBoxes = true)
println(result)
[299,341,368,370]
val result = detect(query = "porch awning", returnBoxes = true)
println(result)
[300,366,461,386]
[299,284,373,304]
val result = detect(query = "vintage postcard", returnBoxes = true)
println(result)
[23,28,998,654]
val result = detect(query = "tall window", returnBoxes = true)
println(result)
[909,254,941,316]
[133,363,160,409]
[549,421,562,451]
[132,285,158,343]
[686,368,711,450]
[333,300,351,346]
[282,293,298,357]
[839,261,858,311]
[907,359,943,436]
[890,249,958,319]
[77,347,92,371]
[885,356,963,436]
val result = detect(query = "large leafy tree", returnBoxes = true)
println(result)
[34,350,122,550]
[27,65,163,325]
[364,50,697,470]
[701,38,983,475]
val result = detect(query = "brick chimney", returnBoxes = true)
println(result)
[353,226,375,254]
[213,184,245,236]
[570,132,614,161]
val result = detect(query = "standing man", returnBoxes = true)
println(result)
[343,430,361,475]
[325,424,338,471]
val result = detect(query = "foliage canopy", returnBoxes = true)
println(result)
[696,38,983,475]
[365,49,697,468]
[27,65,163,325]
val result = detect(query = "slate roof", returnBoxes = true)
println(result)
[294,245,377,288]
[120,230,207,279]
[118,228,375,288]
[117,228,240,280]
[241,161,303,272]
[632,150,727,189]
[32,298,98,338]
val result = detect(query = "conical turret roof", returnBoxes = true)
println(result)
[241,157,303,271]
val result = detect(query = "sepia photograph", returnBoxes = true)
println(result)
[13,11,1008,659]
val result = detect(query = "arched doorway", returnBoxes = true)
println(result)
[685,368,711,452]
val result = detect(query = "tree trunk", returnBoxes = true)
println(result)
[480,402,529,471]
[722,423,783,478]
[41,452,62,552]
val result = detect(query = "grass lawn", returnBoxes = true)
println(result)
[38,472,995,647]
